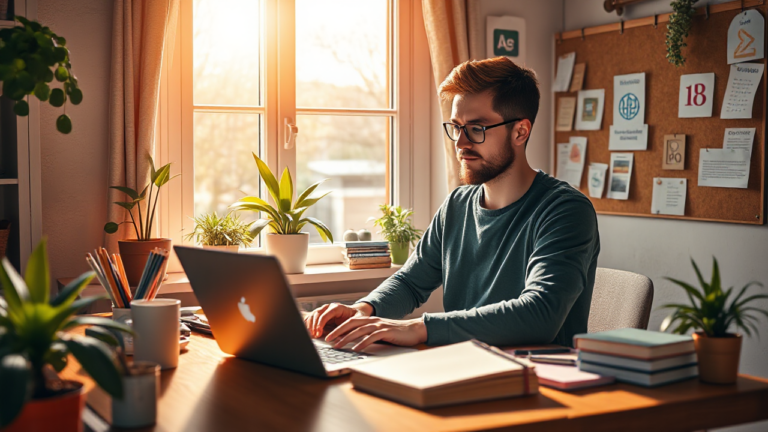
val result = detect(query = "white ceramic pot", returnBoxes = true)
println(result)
[265,233,309,274]
[202,245,240,253]
[111,361,160,428]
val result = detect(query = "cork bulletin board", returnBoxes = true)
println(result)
[553,0,766,224]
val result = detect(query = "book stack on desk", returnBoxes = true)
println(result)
[342,241,391,270]
[574,328,698,387]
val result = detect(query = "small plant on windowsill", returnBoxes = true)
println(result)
[183,212,254,252]
[230,153,333,274]
[369,204,423,265]
[660,257,768,384]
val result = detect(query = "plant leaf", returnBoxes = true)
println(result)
[301,217,333,243]
[295,179,327,208]
[24,237,49,304]
[51,271,94,307]
[664,277,705,302]
[0,354,32,428]
[711,257,721,295]
[114,201,136,211]
[252,153,280,206]
[83,326,119,347]
[153,163,172,187]
[44,341,69,372]
[110,186,139,200]
[61,316,134,335]
[61,335,124,399]
[294,191,331,211]
[249,219,271,238]
[278,167,293,212]
[0,258,29,320]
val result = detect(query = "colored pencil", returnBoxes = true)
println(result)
[146,250,169,300]
[112,253,132,302]
[86,253,118,306]
[96,248,124,308]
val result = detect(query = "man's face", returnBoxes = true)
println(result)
[450,92,515,185]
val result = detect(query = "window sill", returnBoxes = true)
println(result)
[58,264,400,299]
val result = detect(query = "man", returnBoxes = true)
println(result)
[304,57,600,351]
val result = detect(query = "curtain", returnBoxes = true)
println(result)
[105,0,179,251]
[422,0,483,190]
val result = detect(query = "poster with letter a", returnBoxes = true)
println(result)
[487,16,526,65]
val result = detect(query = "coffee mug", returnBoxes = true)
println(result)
[131,299,180,369]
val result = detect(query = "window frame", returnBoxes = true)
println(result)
[158,0,432,272]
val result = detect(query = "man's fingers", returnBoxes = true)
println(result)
[315,304,344,338]
[309,304,330,337]
[325,316,369,342]
[352,330,389,352]
[331,324,377,349]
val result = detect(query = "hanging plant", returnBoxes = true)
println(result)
[666,0,698,67]
[0,16,82,133]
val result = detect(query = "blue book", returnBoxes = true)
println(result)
[346,252,391,258]
[343,241,389,248]
[573,328,694,360]
[578,362,698,387]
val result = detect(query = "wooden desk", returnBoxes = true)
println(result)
[60,332,768,432]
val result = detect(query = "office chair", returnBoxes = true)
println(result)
[587,268,654,333]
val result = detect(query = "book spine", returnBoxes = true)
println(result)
[345,252,391,258]
[347,262,392,270]
[343,242,389,248]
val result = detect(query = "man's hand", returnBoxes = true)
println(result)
[303,302,373,339]
[325,316,428,352]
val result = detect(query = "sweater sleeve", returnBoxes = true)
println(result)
[356,201,446,319]
[421,197,598,346]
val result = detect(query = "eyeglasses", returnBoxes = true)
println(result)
[442,118,522,144]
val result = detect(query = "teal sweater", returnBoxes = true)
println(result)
[359,171,600,347]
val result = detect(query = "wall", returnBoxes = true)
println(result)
[38,0,114,288]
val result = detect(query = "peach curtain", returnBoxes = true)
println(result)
[422,0,482,190]
[105,0,179,251]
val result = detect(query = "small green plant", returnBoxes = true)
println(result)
[104,155,178,241]
[369,204,423,246]
[230,153,333,242]
[666,0,698,67]
[660,257,768,337]
[0,16,83,133]
[0,239,133,427]
[184,212,254,247]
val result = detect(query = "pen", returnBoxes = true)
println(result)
[512,348,573,356]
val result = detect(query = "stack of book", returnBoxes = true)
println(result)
[342,241,391,269]
[574,328,698,387]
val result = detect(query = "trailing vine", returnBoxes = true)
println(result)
[666,0,698,67]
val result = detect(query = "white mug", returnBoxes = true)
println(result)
[131,299,180,369]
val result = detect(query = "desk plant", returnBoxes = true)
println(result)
[104,155,178,285]
[230,153,333,274]
[184,211,253,252]
[369,204,423,265]
[660,257,768,383]
[0,16,83,133]
[0,239,133,431]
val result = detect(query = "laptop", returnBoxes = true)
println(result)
[174,246,413,378]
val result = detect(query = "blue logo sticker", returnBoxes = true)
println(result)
[618,93,640,120]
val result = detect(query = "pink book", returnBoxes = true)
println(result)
[533,362,615,390]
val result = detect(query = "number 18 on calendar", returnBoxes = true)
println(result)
[678,73,715,118]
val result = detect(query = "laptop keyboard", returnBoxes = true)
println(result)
[317,346,367,364]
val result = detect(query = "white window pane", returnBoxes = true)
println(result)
[194,112,262,223]
[296,0,389,109]
[193,0,262,106]
[296,115,389,243]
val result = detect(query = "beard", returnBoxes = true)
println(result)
[458,141,516,185]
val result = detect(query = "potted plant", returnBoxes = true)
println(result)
[660,257,768,384]
[230,153,333,274]
[104,155,178,286]
[0,16,83,133]
[370,204,423,265]
[0,239,133,431]
[184,211,254,252]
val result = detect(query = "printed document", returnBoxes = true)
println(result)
[723,127,756,158]
[553,52,575,92]
[721,63,764,119]
[651,178,687,216]
[697,149,750,188]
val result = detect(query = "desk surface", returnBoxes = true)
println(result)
[61,331,768,432]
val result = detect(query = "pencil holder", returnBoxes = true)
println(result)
[111,361,160,428]
[112,307,134,355]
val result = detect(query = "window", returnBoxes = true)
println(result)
[160,0,431,265]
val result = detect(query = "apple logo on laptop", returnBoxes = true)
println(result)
[238,297,256,323]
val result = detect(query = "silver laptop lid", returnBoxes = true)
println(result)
[174,246,327,377]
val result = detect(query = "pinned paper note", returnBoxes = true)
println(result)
[610,73,648,150]
[662,134,686,170]
[723,128,756,158]
[698,149,750,188]
[588,163,608,198]
[678,73,715,118]
[553,52,575,92]
[607,153,633,200]
[721,63,764,119]
[727,10,764,64]
[575,89,605,131]
[569,63,586,92]
[558,137,587,188]
[556,143,570,180]
[651,178,687,216]
[555,97,576,131]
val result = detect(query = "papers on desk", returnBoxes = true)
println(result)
[651,178,687,216]
[721,63,764,119]
[556,137,587,188]
[723,127,756,158]
[553,52,575,92]
[697,149,750,188]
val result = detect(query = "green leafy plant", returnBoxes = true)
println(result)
[369,204,423,246]
[0,16,82,133]
[230,153,333,242]
[660,257,768,337]
[184,212,254,247]
[104,155,179,241]
[666,0,698,67]
[0,239,133,427]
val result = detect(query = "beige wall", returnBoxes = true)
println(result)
[39,0,114,288]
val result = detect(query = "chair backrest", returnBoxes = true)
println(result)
[588,268,654,333]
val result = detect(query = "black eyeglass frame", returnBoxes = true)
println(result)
[442,118,523,144]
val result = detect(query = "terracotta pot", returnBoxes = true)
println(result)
[265,233,309,274]
[693,332,742,384]
[119,238,172,286]
[389,242,410,265]
[202,244,240,253]
[4,381,85,432]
